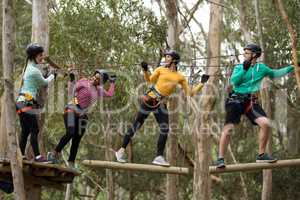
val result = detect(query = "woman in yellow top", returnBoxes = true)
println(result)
[115,50,209,166]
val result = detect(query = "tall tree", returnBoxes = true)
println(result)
[2,0,26,199]
[193,1,223,199]
[274,0,299,92]
[163,0,180,200]
[31,0,49,155]
[105,114,115,200]
[239,0,252,43]
[0,97,7,158]
[253,1,273,199]
[24,0,49,198]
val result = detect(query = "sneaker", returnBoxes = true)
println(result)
[256,153,277,163]
[47,152,59,164]
[115,149,127,163]
[67,161,79,171]
[152,156,170,167]
[34,155,50,163]
[216,158,226,168]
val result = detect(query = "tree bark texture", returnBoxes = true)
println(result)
[163,0,180,199]
[2,0,26,199]
[193,1,223,199]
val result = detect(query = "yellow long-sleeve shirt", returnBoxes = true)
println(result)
[144,66,204,98]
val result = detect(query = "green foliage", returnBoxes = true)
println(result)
[1,0,300,199]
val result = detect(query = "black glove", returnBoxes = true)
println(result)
[201,74,210,83]
[69,73,75,82]
[141,61,148,71]
[49,68,57,80]
[243,60,252,71]
[109,74,117,83]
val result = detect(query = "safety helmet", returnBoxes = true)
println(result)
[244,44,262,58]
[164,50,181,64]
[26,43,44,60]
[94,69,109,83]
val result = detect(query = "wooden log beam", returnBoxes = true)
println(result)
[83,159,300,175]
[82,160,191,175]
[210,159,300,174]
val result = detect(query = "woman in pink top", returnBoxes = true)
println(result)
[48,69,116,167]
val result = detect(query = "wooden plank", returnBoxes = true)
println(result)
[0,159,80,176]
[83,159,300,175]
[31,168,59,177]
[0,159,79,186]
[23,161,80,175]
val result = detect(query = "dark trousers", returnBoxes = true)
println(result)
[55,110,88,162]
[122,100,169,156]
[18,112,40,156]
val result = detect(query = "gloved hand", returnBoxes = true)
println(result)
[201,74,210,83]
[243,60,252,71]
[109,74,117,83]
[141,61,148,71]
[49,68,57,80]
[69,73,75,82]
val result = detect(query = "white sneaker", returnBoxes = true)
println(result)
[115,150,126,163]
[152,156,170,167]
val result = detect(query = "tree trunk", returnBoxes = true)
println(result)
[193,1,223,199]
[163,0,180,199]
[274,0,300,93]
[0,192,4,199]
[239,0,252,43]
[164,0,179,48]
[228,145,249,200]
[2,0,26,199]
[253,1,273,199]
[31,0,50,157]
[32,0,49,50]
[24,182,41,200]
[0,96,7,159]
[26,0,50,197]
[64,184,73,200]
[128,142,134,200]
[105,115,114,200]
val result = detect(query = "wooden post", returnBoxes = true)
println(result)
[193,1,223,200]
[0,97,8,159]
[2,0,26,199]
[31,0,50,155]
[254,0,273,199]
[163,0,180,199]
[24,181,41,200]
[27,0,50,198]
[105,114,114,200]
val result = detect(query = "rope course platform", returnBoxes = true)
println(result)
[83,159,300,175]
[0,159,80,190]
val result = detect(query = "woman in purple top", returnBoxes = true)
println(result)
[48,69,116,167]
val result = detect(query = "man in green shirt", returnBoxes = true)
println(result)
[216,44,294,168]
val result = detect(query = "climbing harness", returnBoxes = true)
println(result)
[142,85,165,108]
[65,97,85,117]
